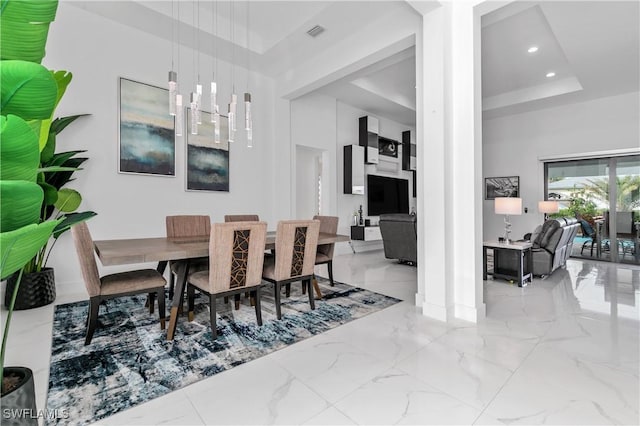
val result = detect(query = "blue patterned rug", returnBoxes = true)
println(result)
[45,277,400,425]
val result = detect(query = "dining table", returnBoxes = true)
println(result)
[94,231,350,340]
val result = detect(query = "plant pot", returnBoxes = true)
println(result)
[1,367,38,426]
[4,268,56,310]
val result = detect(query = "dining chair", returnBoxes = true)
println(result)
[313,215,339,286]
[186,221,267,339]
[262,219,320,320]
[224,214,261,307]
[166,215,211,298]
[71,222,166,345]
[224,214,260,222]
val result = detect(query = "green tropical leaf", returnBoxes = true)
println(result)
[54,187,81,212]
[1,0,59,23]
[37,70,73,150]
[38,166,80,173]
[0,220,61,280]
[0,0,59,63]
[50,114,88,134]
[0,114,39,181]
[40,129,56,162]
[46,150,86,167]
[0,60,57,119]
[0,181,43,232]
[44,156,86,190]
[52,211,96,238]
[39,181,58,206]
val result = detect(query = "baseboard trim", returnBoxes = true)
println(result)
[422,302,449,322]
[454,302,486,323]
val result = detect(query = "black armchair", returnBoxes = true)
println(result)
[379,213,417,264]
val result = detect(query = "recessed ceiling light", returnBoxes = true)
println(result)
[527,46,538,53]
[546,72,556,78]
[306,25,325,37]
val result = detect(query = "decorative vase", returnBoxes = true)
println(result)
[1,367,38,426]
[4,268,56,310]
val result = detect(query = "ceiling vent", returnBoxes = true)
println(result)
[306,25,325,37]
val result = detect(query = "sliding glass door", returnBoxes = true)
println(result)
[545,155,639,265]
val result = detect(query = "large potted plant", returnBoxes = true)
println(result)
[4,111,96,310]
[1,0,94,421]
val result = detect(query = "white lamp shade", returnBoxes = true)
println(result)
[538,200,559,214]
[495,197,522,215]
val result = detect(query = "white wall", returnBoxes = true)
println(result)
[483,91,640,240]
[43,3,277,295]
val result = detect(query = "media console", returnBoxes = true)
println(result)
[350,225,382,241]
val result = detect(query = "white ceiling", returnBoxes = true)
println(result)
[69,1,639,125]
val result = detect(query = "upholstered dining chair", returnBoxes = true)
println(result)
[224,214,260,222]
[186,221,267,339]
[313,215,339,286]
[262,219,320,320]
[166,215,211,298]
[71,222,166,345]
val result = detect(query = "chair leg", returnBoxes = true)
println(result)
[148,292,156,314]
[168,267,175,299]
[328,261,334,286]
[157,288,166,330]
[302,283,307,295]
[85,297,101,345]
[274,282,282,320]
[254,288,263,326]
[285,283,291,298]
[209,293,217,339]
[234,293,241,310]
[187,284,196,322]
[306,279,315,310]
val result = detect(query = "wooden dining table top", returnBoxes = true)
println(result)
[94,231,350,266]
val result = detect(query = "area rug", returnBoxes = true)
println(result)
[45,277,400,425]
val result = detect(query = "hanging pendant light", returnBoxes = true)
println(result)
[244,92,252,147]
[210,81,218,123]
[244,1,252,147]
[168,0,178,116]
[190,92,198,135]
[228,103,235,143]
[175,94,183,136]
[169,71,177,116]
[196,83,202,124]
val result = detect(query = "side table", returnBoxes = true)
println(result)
[483,240,533,287]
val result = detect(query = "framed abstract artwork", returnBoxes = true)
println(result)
[186,110,230,192]
[485,176,519,200]
[118,77,175,176]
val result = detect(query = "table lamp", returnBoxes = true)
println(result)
[495,197,522,244]
[538,200,559,221]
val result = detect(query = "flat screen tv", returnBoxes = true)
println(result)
[367,175,409,216]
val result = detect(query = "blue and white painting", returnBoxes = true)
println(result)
[186,110,230,191]
[119,78,175,176]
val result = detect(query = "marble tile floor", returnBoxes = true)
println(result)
[2,250,639,425]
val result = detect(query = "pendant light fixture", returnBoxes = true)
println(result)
[195,0,202,125]
[211,0,220,144]
[190,0,199,135]
[168,0,178,116]
[228,0,237,143]
[244,0,253,147]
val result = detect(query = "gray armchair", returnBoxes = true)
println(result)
[379,213,417,264]
[530,217,579,276]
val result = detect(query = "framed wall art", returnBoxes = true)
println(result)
[186,110,230,192]
[118,77,175,176]
[485,176,519,200]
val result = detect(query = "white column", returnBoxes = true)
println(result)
[416,1,489,322]
[416,6,452,320]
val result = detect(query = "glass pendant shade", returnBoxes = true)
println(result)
[230,93,237,132]
[214,117,221,143]
[210,81,218,123]
[244,92,252,130]
[190,92,198,135]
[175,94,183,136]
[196,84,202,124]
[168,71,177,116]
[228,103,235,143]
